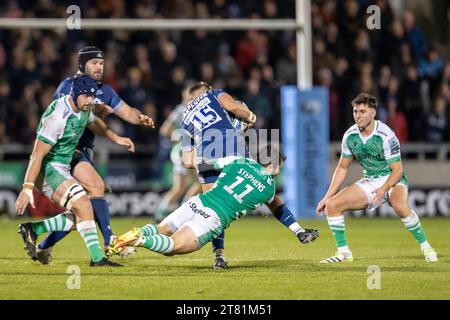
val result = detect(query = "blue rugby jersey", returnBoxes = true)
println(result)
[180,89,247,163]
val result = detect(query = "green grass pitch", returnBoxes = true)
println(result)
[0,216,449,299]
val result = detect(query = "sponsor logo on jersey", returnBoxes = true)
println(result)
[190,202,210,219]
[389,137,400,155]
[355,153,383,161]
[377,130,388,137]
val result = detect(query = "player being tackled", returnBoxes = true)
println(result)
[317,93,437,264]
[109,146,319,260]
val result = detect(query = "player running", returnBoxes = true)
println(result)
[109,146,319,257]
[16,75,132,267]
[317,93,438,263]
[35,46,155,264]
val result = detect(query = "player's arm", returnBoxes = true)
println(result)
[182,149,196,169]
[217,92,256,126]
[316,156,352,215]
[267,195,301,232]
[15,139,53,215]
[114,102,155,128]
[87,116,135,153]
[372,134,403,206]
[266,195,319,243]
[160,117,176,140]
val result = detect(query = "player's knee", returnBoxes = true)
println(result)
[70,195,91,214]
[391,200,407,215]
[325,198,338,213]
[157,223,173,236]
[84,177,105,197]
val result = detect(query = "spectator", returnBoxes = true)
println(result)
[0,0,448,145]
[425,96,448,143]
[387,98,408,143]
[276,41,296,85]
[403,10,427,61]
[243,79,272,129]
[403,64,423,141]
[119,67,149,141]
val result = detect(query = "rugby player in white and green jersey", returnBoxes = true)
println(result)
[316,93,437,263]
[109,146,319,257]
[16,75,134,267]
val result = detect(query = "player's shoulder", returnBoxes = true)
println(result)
[343,124,359,139]
[54,76,74,96]
[97,82,114,93]
[51,95,73,120]
[209,88,226,99]
[375,121,396,140]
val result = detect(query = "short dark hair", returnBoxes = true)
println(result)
[351,93,378,110]
[188,81,212,94]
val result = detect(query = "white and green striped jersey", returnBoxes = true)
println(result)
[341,121,402,179]
[37,95,94,165]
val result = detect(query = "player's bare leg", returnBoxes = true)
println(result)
[388,185,438,262]
[320,184,368,263]
[20,179,120,266]
[73,161,114,248]
[73,162,105,197]
[36,162,115,262]
[165,226,199,255]
[54,181,119,266]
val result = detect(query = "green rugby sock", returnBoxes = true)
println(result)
[141,224,159,236]
[327,215,350,253]
[141,234,174,254]
[31,213,74,236]
[401,211,428,247]
[77,220,105,262]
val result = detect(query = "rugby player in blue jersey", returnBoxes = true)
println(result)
[35,46,155,264]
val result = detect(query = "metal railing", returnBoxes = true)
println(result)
[329,142,450,161]
[2,142,450,163]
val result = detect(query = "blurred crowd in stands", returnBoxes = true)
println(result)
[0,0,449,147]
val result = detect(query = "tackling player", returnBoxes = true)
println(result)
[16,75,131,267]
[317,93,438,263]
[35,46,155,264]
[109,145,319,257]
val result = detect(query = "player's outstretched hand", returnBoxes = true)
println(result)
[93,103,114,118]
[138,114,155,128]
[15,189,35,215]
[116,137,135,153]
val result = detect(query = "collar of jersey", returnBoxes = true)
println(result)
[62,95,83,119]
[358,120,378,144]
